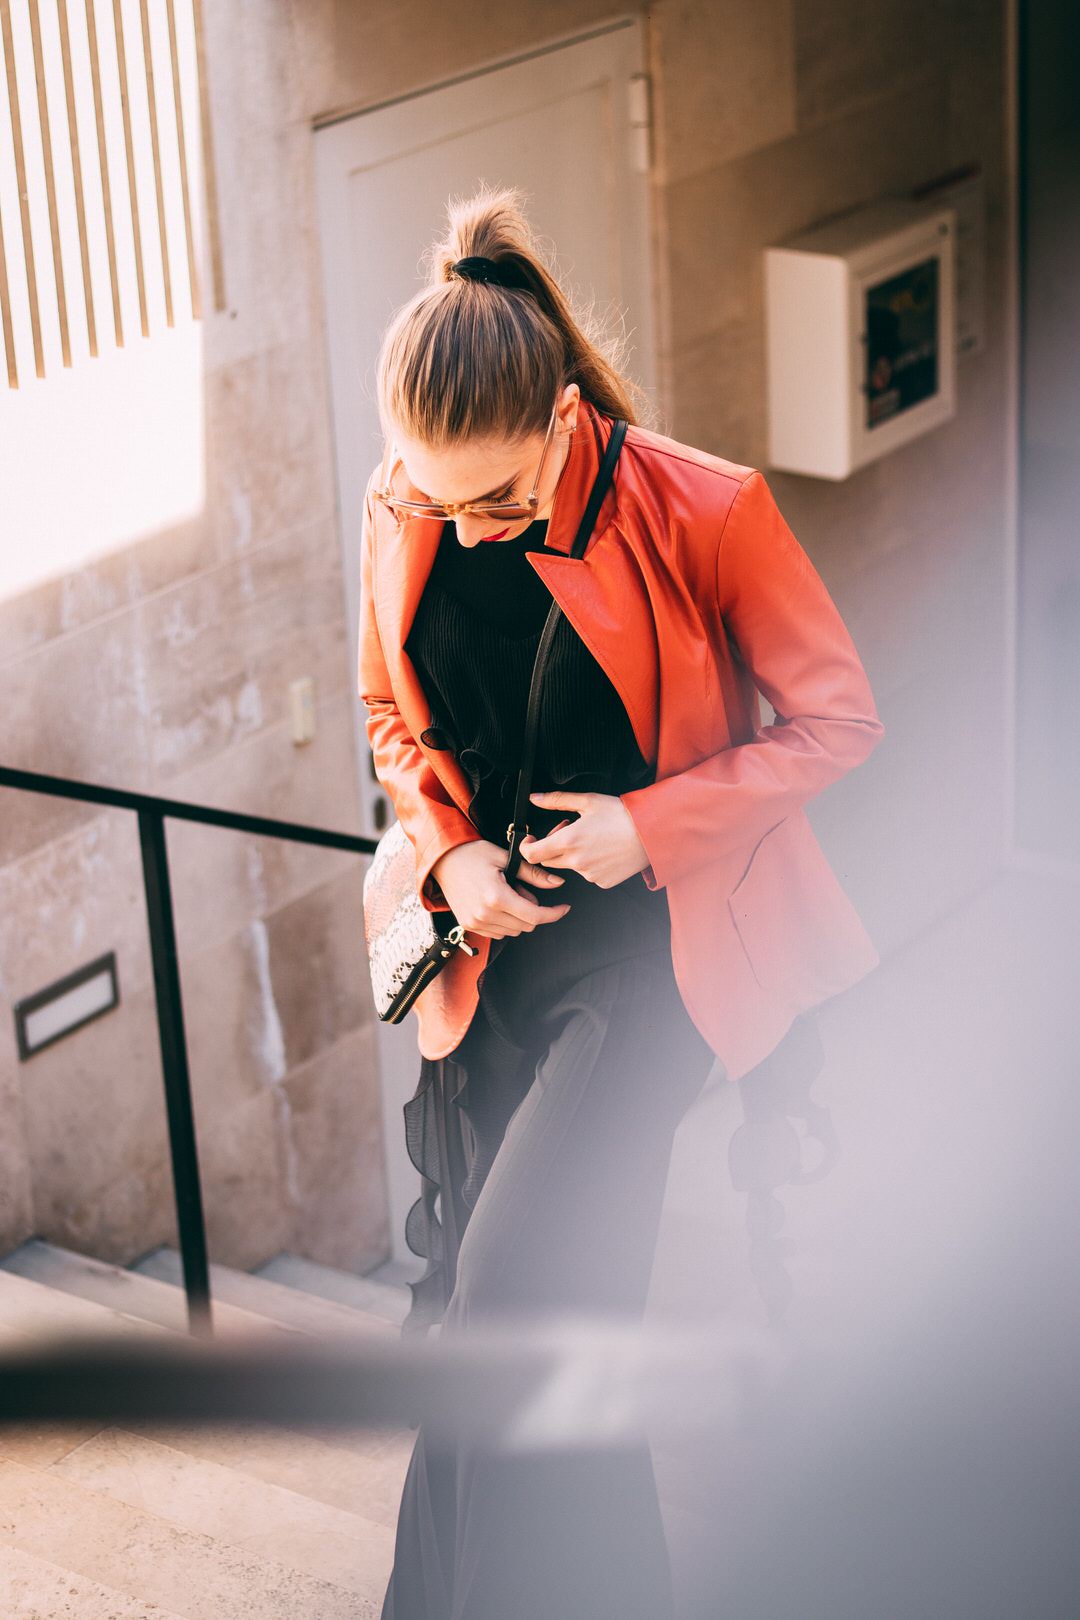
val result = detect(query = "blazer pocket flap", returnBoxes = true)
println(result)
[727,810,879,999]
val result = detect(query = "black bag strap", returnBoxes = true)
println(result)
[502,414,628,883]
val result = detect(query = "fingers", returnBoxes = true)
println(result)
[530,905,571,925]
[500,879,570,928]
[476,904,571,938]
[513,863,565,888]
[519,819,575,868]
[508,902,570,929]
[479,872,569,935]
[451,836,573,938]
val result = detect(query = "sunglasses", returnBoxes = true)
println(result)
[373,401,563,523]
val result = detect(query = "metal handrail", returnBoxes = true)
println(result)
[0,1317,782,1449]
[0,764,378,1336]
[0,765,378,851]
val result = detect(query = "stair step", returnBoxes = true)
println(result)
[0,1244,417,1482]
[0,1264,170,1343]
[0,1241,303,1341]
[0,1456,373,1619]
[0,1542,186,1619]
[132,1246,398,1339]
[0,1244,412,1616]
[366,1254,427,1290]
[254,1251,412,1325]
[121,1418,415,1530]
[49,1425,396,1597]
[0,1418,107,1470]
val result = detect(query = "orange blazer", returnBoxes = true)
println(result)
[358,398,885,1083]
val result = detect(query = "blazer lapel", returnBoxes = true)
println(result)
[372,399,661,815]
[524,536,659,770]
[526,400,660,767]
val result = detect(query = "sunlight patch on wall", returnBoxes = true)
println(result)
[0,0,225,598]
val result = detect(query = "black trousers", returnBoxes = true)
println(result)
[381,863,719,1620]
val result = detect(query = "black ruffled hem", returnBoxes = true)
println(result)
[400,1055,472,1339]
[399,947,531,1342]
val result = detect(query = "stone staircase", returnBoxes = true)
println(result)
[0,1240,421,1617]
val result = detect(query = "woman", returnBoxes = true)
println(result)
[360,184,884,1620]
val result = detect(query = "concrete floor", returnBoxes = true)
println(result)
[648,859,1080,1619]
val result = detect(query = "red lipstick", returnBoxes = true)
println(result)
[479,526,510,542]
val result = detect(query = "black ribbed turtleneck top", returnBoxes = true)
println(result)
[403,516,655,849]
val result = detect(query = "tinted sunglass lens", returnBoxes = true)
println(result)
[387,501,534,521]
[386,501,443,519]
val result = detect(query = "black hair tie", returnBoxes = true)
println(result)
[450,255,530,291]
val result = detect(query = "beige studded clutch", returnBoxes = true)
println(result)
[362,818,475,1023]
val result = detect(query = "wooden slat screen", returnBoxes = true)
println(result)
[0,0,223,388]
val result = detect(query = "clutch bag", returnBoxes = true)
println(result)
[362,817,475,1023]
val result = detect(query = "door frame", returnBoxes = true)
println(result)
[312,14,661,1264]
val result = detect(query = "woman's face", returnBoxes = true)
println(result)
[392,383,580,549]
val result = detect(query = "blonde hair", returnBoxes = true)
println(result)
[375,181,650,449]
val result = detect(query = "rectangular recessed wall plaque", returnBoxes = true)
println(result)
[14,951,120,1060]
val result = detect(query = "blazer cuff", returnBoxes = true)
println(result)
[414,818,484,913]
[620,787,675,890]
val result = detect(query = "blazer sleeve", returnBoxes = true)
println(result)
[618,468,885,890]
[358,470,483,911]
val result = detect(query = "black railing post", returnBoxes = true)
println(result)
[1,764,376,1339]
[137,808,212,1337]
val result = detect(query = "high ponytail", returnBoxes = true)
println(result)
[374,181,651,450]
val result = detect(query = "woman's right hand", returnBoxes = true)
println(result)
[430,829,573,939]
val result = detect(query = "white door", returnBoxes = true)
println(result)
[314,19,658,1265]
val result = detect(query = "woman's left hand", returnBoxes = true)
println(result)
[518,790,651,888]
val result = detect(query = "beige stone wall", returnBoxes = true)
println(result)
[0,0,1008,1265]
[648,0,1009,952]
